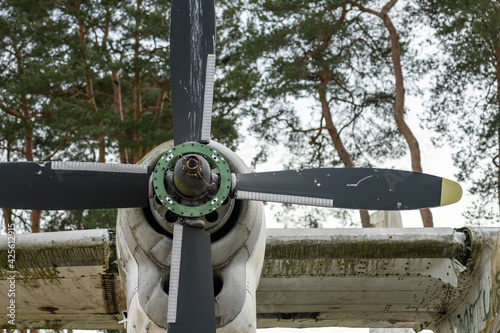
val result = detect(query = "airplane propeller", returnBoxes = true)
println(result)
[0,0,462,332]
[166,0,217,331]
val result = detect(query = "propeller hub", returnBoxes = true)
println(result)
[152,142,232,218]
[184,156,202,175]
[174,154,211,197]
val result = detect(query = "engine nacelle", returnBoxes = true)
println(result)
[116,141,266,332]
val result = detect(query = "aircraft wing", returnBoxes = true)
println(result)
[256,227,500,333]
[0,229,125,330]
[2,227,500,333]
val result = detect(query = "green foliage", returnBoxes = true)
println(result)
[417,0,500,224]
[215,0,423,226]
[229,0,408,171]
[42,209,118,232]
[0,0,242,232]
[0,0,68,161]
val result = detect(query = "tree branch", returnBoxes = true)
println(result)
[139,106,162,116]
[347,1,381,17]
[62,87,90,99]
[0,146,27,158]
[220,94,246,117]
[95,91,114,99]
[381,0,399,14]
[0,104,21,118]
[43,128,80,161]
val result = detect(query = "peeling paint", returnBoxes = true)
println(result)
[258,228,476,330]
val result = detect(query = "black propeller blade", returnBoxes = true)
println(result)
[170,0,216,145]
[167,222,216,333]
[167,0,217,332]
[0,162,150,210]
[234,168,462,210]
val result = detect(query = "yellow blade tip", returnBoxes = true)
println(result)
[440,178,463,206]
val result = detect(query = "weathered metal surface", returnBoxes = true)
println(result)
[3,227,500,332]
[262,228,468,262]
[118,140,266,332]
[369,211,417,333]
[255,227,482,331]
[0,229,126,330]
[436,228,500,333]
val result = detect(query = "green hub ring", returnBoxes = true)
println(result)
[153,142,232,217]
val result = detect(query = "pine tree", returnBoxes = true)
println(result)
[418,0,500,224]
[228,0,412,227]
[0,0,243,233]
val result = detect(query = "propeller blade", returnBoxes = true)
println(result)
[0,162,150,210]
[234,168,462,210]
[167,222,216,333]
[170,0,216,145]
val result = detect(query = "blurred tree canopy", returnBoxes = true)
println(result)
[224,0,437,227]
[417,0,500,225]
[0,0,240,232]
[1,0,499,231]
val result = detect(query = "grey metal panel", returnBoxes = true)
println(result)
[256,228,474,330]
[0,229,126,330]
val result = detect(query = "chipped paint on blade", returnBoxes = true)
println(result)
[346,175,374,187]
[51,161,148,174]
[201,54,215,142]
[236,190,334,207]
[167,223,184,324]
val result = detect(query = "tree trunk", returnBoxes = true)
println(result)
[319,73,370,227]
[132,0,144,163]
[494,45,500,210]
[155,83,169,123]
[15,34,43,233]
[75,210,84,230]
[2,208,12,234]
[112,71,124,121]
[351,0,433,227]
[77,5,106,163]
[380,3,433,227]
[112,71,129,163]
[98,136,106,163]
[31,210,41,233]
